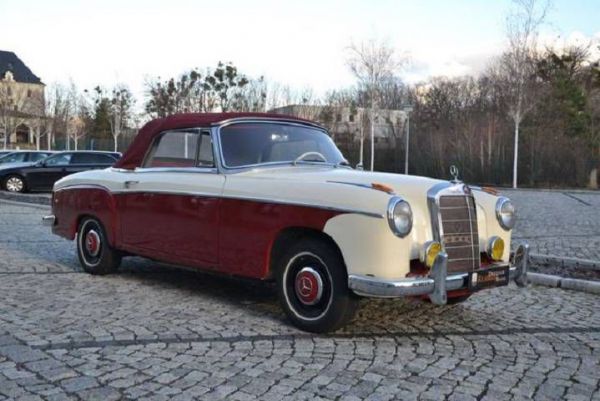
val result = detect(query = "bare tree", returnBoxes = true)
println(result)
[346,38,406,170]
[108,86,134,152]
[502,0,550,188]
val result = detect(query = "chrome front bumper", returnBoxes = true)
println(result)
[348,242,529,305]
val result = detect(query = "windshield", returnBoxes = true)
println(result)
[219,122,346,168]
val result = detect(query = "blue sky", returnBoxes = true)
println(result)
[1,0,598,101]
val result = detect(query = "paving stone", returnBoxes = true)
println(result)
[0,196,599,400]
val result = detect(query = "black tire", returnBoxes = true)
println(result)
[4,175,26,193]
[275,237,358,333]
[77,217,121,275]
[446,294,471,305]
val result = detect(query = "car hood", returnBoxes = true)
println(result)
[219,165,459,220]
[234,166,446,202]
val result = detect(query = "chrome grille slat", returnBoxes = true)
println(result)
[438,194,480,273]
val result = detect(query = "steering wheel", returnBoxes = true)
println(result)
[293,151,328,165]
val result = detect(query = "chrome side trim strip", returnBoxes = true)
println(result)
[133,167,218,174]
[52,185,384,219]
[54,184,112,193]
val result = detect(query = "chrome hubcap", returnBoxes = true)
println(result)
[294,267,323,305]
[6,177,23,192]
[85,230,101,257]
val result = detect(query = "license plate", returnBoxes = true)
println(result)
[468,265,509,291]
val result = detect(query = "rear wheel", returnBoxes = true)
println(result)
[4,175,26,193]
[77,217,121,275]
[276,237,358,333]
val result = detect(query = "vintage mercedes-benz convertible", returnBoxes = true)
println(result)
[44,113,528,332]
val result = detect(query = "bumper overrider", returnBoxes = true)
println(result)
[348,242,529,305]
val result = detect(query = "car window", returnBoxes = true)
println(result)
[0,152,26,163]
[44,153,72,166]
[197,132,214,167]
[144,130,199,168]
[70,153,116,165]
[219,123,345,168]
[29,153,51,162]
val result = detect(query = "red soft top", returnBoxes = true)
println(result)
[114,112,316,170]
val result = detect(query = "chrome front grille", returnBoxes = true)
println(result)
[428,182,481,273]
[438,195,480,272]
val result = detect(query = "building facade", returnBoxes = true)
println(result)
[0,51,45,149]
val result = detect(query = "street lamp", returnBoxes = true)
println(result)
[403,105,413,175]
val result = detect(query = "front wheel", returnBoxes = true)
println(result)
[77,217,121,275]
[4,175,26,192]
[276,238,358,333]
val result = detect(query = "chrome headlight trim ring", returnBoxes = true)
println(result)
[387,196,413,238]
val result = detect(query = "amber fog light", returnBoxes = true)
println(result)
[421,241,442,268]
[487,236,505,261]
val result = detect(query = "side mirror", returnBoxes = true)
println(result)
[36,160,46,167]
[355,163,364,171]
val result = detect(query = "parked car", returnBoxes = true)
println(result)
[44,113,528,332]
[1,151,120,193]
[0,151,55,164]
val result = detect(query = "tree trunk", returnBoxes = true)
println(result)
[114,135,118,152]
[512,119,520,188]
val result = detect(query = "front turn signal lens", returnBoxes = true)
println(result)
[487,236,505,261]
[421,241,442,268]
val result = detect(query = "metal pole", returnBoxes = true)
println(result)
[404,111,410,174]
[370,107,375,171]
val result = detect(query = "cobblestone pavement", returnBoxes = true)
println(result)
[500,189,600,261]
[1,200,600,400]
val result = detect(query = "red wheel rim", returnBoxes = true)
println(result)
[85,230,101,257]
[294,267,323,306]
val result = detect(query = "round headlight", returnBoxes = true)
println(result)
[487,236,505,261]
[496,197,516,230]
[387,197,413,237]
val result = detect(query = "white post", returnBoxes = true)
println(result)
[513,121,519,188]
[404,112,410,174]
[370,107,375,171]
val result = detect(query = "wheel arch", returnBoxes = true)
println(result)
[53,186,119,247]
[268,226,347,280]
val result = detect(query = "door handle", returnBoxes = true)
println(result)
[124,180,139,189]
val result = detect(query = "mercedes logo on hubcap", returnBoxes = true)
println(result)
[294,267,324,306]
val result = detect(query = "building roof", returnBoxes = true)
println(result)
[0,51,42,84]
[114,112,318,169]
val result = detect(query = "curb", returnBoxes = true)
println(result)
[0,192,50,206]
[528,273,600,295]
[530,254,600,271]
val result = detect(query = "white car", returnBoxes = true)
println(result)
[44,113,528,332]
